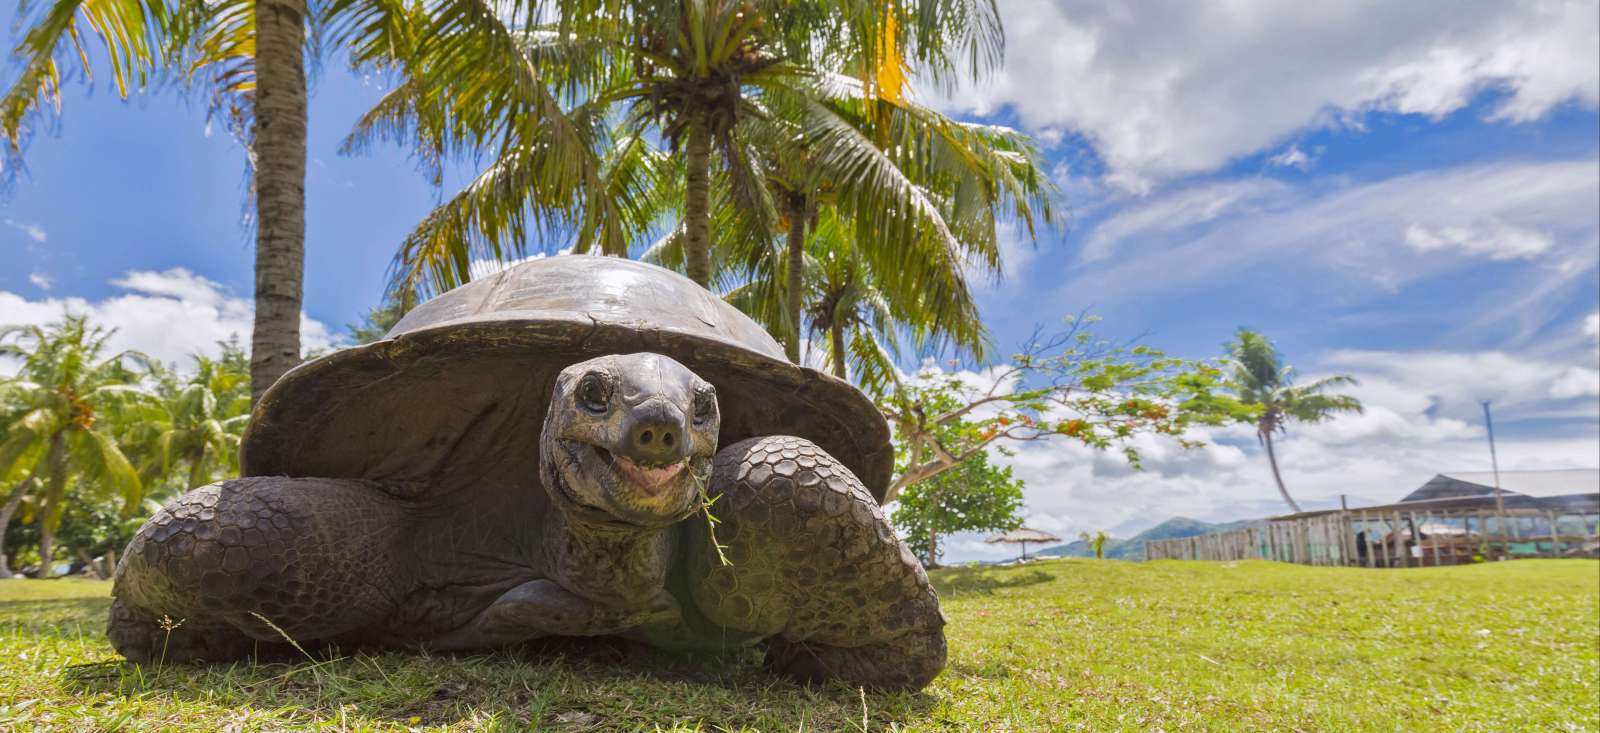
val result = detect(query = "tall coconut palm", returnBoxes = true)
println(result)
[0,317,148,577]
[250,0,309,405]
[340,0,1007,298]
[755,77,1057,362]
[1223,329,1365,514]
[1,0,307,405]
[686,207,970,396]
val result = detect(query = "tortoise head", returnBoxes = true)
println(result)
[541,353,719,528]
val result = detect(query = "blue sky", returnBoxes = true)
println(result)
[2,1,1597,560]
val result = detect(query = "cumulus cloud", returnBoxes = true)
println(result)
[935,0,1600,185]
[27,273,51,290]
[0,268,339,372]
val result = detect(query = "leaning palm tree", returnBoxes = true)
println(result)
[1223,329,1365,514]
[0,396,38,578]
[0,317,148,577]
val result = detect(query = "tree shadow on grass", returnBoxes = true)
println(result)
[932,568,1055,598]
[62,633,938,730]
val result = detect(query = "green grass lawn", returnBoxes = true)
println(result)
[2,559,1595,731]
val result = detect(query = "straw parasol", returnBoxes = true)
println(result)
[985,527,1062,561]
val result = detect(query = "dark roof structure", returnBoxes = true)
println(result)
[1399,469,1600,503]
[1269,469,1600,522]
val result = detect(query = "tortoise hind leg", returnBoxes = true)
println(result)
[110,476,414,663]
[107,596,263,664]
[687,436,946,691]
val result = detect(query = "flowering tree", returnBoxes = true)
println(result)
[880,316,1223,501]
[891,432,1024,568]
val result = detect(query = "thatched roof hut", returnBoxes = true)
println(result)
[985,528,1062,561]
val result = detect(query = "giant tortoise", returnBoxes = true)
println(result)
[109,256,945,690]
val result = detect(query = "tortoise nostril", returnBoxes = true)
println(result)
[625,417,684,464]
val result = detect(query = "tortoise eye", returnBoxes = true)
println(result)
[692,385,716,425]
[577,373,610,414]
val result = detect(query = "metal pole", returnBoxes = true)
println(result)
[1481,401,1510,558]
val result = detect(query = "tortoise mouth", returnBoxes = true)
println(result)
[554,439,706,527]
[609,454,687,494]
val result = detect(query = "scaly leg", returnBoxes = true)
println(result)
[686,436,947,691]
[109,477,415,663]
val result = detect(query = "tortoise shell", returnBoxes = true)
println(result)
[240,256,894,502]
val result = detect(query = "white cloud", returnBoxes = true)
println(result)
[1584,312,1599,340]
[936,0,1600,184]
[1058,159,1599,316]
[27,273,51,290]
[1268,144,1316,171]
[1322,348,1600,418]
[1079,178,1285,262]
[0,268,339,371]
[1402,221,1553,260]
[4,219,47,243]
[110,269,229,306]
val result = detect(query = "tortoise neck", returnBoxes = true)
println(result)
[543,509,674,608]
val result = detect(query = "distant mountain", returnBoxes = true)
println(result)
[1037,516,1259,560]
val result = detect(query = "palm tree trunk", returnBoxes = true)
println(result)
[37,525,53,579]
[0,481,27,579]
[249,0,309,406]
[682,109,713,289]
[783,196,806,363]
[828,319,847,380]
[1262,431,1302,513]
[187,457,209,492]
[36,435,66,579]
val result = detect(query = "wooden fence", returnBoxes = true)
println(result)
[1144,506,1600,567]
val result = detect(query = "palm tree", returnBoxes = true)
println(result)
[1223,329,1365,514]
[341,0,1009,300]
[0,478,36,578]
[707,209,977,396]
[119,341,252,494]
[759,81,1057,363]
[1,0,305,405]
[0,317,148,578]
[251,0,310,405]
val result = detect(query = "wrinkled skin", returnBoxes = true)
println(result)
[109,353,946,691]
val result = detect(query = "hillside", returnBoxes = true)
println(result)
[1038,516,1258,559]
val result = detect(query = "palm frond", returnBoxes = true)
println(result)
[1,0,175,169]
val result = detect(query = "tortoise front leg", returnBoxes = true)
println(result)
[425,579,680,650]
[687,436,947,691]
